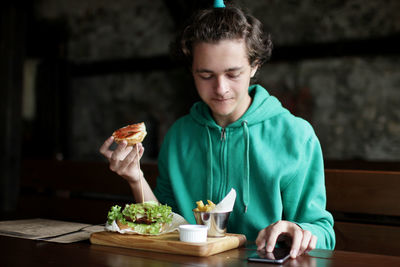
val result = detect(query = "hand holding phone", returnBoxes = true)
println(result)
[247,247,291,264]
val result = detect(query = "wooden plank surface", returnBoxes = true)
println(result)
[325,169,400,216]
[334,221,400,256]
[90,231,246,257]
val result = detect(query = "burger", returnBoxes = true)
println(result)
[107,201,173,235]
[112,122,147,146]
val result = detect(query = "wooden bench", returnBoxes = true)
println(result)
[17,160,400,256]
[17,159,158,224]
[325,169,400,256]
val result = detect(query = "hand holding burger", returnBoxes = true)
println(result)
[99,122,147,188]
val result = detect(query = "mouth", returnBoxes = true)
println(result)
[213,98,232,103]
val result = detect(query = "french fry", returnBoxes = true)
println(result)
[194,199,216,212]
[196,200,205,208]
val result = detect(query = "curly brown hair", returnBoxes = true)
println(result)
[176,6,273,68]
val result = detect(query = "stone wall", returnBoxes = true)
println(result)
[259,57,400,160]
[33,0,400,161]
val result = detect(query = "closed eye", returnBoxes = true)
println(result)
[199,74,213,80]
[227,72,241,79]
[197,72,213,80]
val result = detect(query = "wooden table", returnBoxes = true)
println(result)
[2,235,400,267]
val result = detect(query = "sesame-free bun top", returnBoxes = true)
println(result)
[112,122,147,146]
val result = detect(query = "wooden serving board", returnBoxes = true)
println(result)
[90,231,246,257]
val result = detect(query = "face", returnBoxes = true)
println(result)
[192,39,258,127]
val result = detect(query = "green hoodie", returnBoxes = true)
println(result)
[154,84,335,249]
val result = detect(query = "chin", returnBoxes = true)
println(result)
[210,102,234,112]
[209,103,229,112]
[212,109,234,118]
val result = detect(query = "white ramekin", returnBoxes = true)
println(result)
[178,224,208,243]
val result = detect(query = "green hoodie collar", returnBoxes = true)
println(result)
[190,84,287,128]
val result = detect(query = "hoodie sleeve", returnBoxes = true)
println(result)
[281,135,336,250]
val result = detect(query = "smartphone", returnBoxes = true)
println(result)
[247,247,291,264]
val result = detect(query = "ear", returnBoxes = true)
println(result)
[250,65,259,78]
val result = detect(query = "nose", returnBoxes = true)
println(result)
[214,76,229,96]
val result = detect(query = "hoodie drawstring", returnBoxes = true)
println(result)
[206,126,214,201]
[242,121,250,213]
[206,123,250,213]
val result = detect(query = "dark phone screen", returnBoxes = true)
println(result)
[248,247,291,264]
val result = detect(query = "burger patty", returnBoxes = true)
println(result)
[125,215,155,225]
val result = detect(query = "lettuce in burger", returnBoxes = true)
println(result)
[107,201,173,235]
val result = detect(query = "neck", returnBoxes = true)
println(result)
[213,95,252,128]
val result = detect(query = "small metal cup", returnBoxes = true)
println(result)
[193,211,231,237]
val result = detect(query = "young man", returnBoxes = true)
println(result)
[100,4,335,258]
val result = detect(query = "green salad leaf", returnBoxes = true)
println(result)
[107,205,124,224]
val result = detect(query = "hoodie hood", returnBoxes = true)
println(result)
[190,84,287,128]
[189,84,288,212]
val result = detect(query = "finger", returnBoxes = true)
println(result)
[109,142,130,172]
[255,228,267,250]
[111,141,128,161]
[99,136,114,159]
[298,230,312,256]
[132,143,140,156]
[119,144,134,159]
[264,221,283,252]
[114,146,134,172]
[289,227,303,258]
[136,143,145,158]
[125,149,145,181]
[118,147,137,174]
[140,145,145,158]
[306,235,317,253]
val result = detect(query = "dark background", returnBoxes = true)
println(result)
[1,0,400,216]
